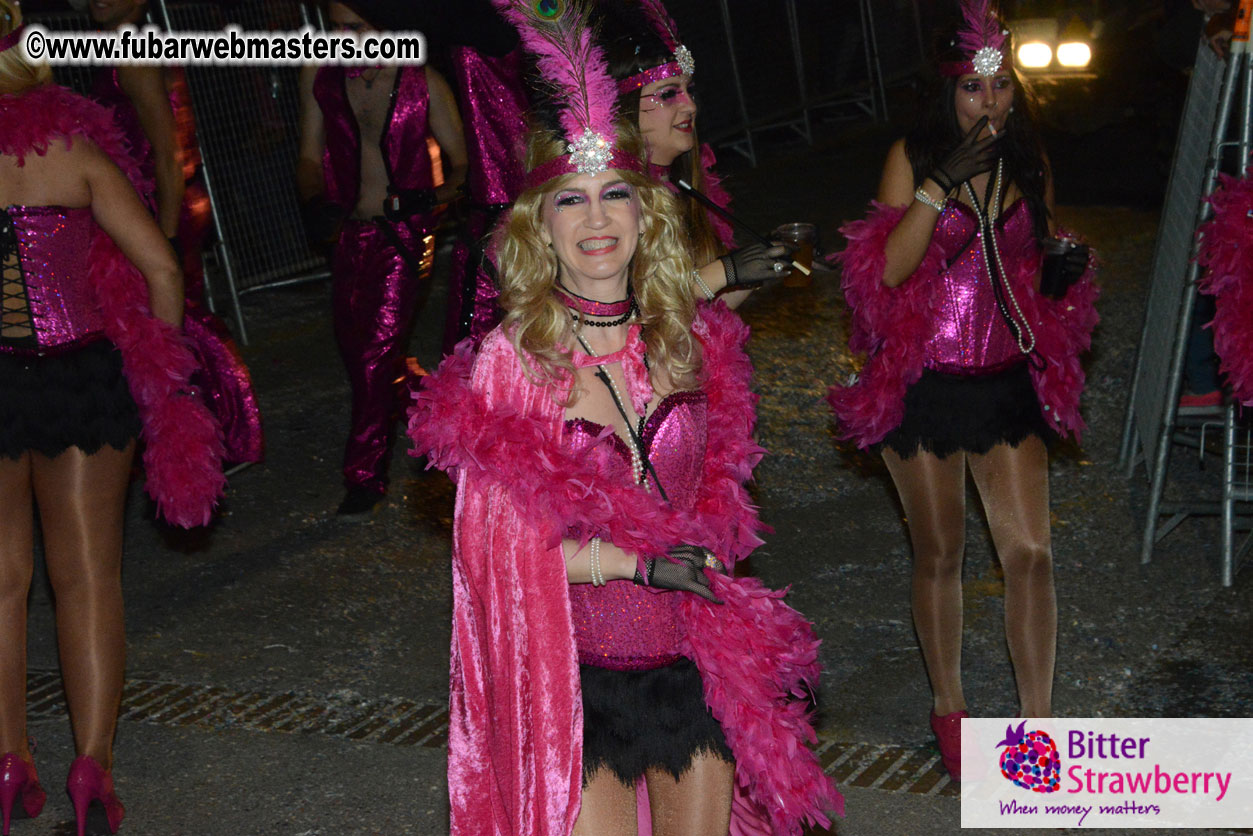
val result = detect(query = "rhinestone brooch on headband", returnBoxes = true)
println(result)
[972,44,1002,76]
[568,128,614,175]
[674,43,695,76]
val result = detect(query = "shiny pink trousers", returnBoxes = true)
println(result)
[332,218,432,493]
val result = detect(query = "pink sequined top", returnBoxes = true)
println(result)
[924,197,1031,374]
[0,206,104,354]
[564,389,708,671]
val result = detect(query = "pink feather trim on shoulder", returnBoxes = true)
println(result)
[826,201,1099,447]
[1198,170,1253,405]
[0,85,224,526]
[826,203,937,448]
[408,304,840,828]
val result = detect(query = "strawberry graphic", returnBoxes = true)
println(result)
[996,721,1061,793]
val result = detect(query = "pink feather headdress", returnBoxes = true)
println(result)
[939,0,1010,77]
[618,0,695,93]
[491,0,643,189]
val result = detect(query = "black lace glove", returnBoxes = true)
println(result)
[719,243,793,289]
[634,545,724,603]
[1039,239,1090,300]
[930,116,1002,194]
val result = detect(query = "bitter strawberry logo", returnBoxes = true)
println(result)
[997,721,1061,793]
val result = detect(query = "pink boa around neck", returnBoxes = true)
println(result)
[828,201,1099,448]
[408,302,841,835]
[1198,168,1253,405]
[0,84,224,526]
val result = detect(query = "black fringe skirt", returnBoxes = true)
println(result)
[0,340,140,460]
[580,658,733,785]
[880,362,1052,459]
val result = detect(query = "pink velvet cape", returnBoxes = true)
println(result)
[0,84,224,527]
[408,302,842,835]
[828,201,1100,449]
[1197,167,1253,405]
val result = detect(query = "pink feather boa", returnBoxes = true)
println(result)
[827,201,1099,448]
[0,85,224,526]
[699,143,738,252]
[409,302,841,834]
[1197,168,1253,405]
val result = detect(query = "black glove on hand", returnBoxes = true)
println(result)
[930,116,1002,194]
[719,243,793,288]
[301,196,346,250]
[634,544,724,603]
[1039,240,1090,300]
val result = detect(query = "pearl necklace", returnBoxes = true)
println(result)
[575,333,648,489]
[963,159,1035,355]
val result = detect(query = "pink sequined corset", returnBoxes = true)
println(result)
[564,390,708,671]
[925,198,1032,374]
[0,206,103,354]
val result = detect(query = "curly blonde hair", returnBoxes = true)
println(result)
[0,1,51,96]
[496,119,702,397]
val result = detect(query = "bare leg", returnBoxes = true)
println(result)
[31,443,134,770]
[882,447,969,716]
[967,437,1055,717]
[646,753,734,836]
[0,453,34,760]
[572,769,637,836]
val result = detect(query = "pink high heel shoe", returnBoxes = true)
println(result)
[930,708,969,781]
[0,753,46,836]
[66,756,124,836]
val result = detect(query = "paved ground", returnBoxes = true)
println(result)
[16,117,1253,835]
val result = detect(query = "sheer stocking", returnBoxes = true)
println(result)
[968,437,1055,717]
[882,448,968,716]
[646,752,734,836]
[573,768,636,836]
[31,443,134,770]
[0,453,34,760]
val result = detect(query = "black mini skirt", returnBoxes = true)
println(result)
[0,339,141,460]
[880,362,1052,460]
[580,658,733,786]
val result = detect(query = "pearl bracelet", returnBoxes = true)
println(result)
[914,187,946,213]
[692,269,716,301]
[590,537,605,587]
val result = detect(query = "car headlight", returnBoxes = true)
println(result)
[1056,41,1091,68]
[1017,42,1053,68]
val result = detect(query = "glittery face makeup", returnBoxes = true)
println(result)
[541,172,640,296]
[637,74,697,167]
[954,71,1013,137]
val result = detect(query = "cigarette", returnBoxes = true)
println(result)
[989,123,998,136]
[791,260,811,276]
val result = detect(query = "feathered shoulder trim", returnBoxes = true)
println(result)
[1198,170,1253,405]
[409,301,767,564]
[0,84,224,526]
[826,201,1098,447]
[410,302,841,832]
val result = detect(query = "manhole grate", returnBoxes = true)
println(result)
[27,670,954,795]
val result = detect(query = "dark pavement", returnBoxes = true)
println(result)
[17,117,1253,836]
